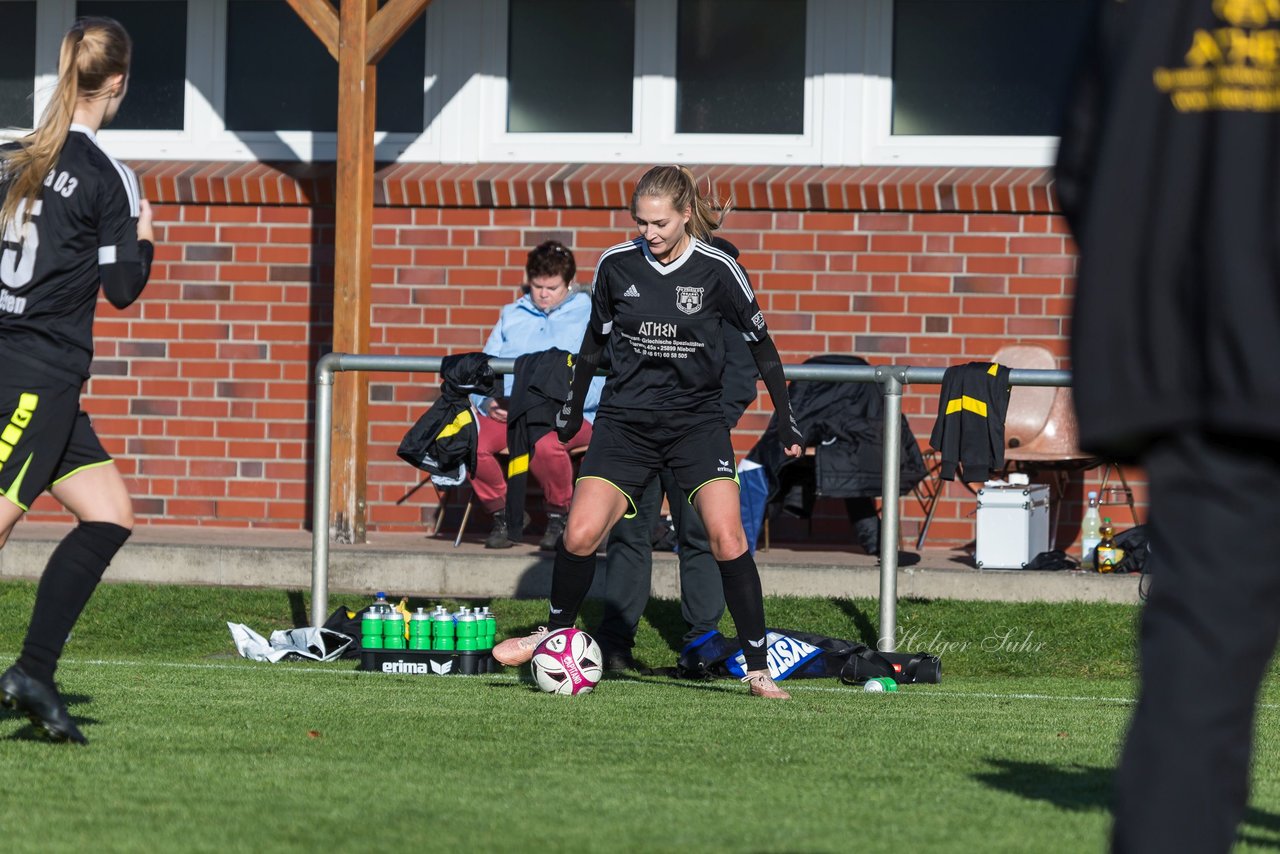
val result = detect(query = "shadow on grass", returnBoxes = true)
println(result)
[2,692,96,743]
[287,590,309,628]
[832,599,880,648]
[974,758,1110,812]
[974,759,1280,849]
[637,598,699,657]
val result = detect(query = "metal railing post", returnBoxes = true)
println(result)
[876,366,904,652]
[310,353,340,627]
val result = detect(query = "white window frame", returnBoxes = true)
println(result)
[162,0,435,161]
[10,0,438,161]
[4,0,1070,168]
[857,0,1061,167]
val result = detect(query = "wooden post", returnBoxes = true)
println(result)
[328,0,377,544]
[285,0,432,543]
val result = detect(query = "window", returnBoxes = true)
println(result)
[480,0,822,164]
[891,0,1091,137]
[507,0,633,133]
[676,0,805,135]
[225,0,425,134]
[858,0,1093,166]
[79,0,187,130]
[0,1,37,129]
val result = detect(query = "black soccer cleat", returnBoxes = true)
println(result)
[600,645,648,674]
[0,665,87,744]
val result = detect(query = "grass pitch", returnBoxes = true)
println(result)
[3,582,1280,853]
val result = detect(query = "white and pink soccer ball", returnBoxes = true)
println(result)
[530,628,603,695]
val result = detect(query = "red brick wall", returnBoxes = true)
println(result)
[24,162,1146,552]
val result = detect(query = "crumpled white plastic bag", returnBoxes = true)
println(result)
[228,623,353,663]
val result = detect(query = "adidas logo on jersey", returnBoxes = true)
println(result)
[623,284,640,298]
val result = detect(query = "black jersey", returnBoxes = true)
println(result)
[0,125,147,384]
[589,237,769,416]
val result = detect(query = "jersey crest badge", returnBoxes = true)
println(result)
[675,286,704,315]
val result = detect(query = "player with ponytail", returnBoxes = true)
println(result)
[0,17,154,744]
[495,165,802,700]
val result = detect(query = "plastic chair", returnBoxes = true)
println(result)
[993,344,1139,541]
[917,346,1059,549]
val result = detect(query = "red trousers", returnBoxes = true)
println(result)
[471,414,592,514]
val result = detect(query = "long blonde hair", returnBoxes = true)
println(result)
[630,165,733,242]
[0,17,131,237]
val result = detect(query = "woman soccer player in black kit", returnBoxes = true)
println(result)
[0,17,154,743]
[494,165,803,699]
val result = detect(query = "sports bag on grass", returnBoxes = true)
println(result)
[677,628,941,684]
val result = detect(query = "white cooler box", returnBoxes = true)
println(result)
[975,483,1050,569]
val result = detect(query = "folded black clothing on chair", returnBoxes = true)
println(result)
[398,352,496,479]
[929,361,1011,482]
[504,348,574,539]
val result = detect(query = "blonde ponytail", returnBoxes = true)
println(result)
[630,165,734,243]
[0,18,130,239]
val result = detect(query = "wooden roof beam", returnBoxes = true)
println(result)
[367,0,432,66]
[284,0,339,61]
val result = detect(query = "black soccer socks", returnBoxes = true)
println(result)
[547,539,596,630]
[718,550,769,672]
[17,521,131,686]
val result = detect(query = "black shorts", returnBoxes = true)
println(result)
[0,372,111,511]
[577,410,738,517]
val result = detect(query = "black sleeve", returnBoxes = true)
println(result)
[746,334,803,449]
[711,238,757,427]
[101,239,152,309]
[719,331,759,428]
[556,313,609,442]
[557,257,618,440]
[96,162,150,309]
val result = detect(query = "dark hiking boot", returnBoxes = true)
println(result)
[0,665,87,744]
[538,513,566,551]
[601,646,647,673]
[485,513,514,549]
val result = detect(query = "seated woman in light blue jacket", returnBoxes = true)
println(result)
[470,241,603,550]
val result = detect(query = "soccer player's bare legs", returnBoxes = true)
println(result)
[50,462,134,530]
[691,479,748,561]
[562,478,629,556]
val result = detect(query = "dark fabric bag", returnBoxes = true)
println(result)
[321,606,364,659]
[1114,524,1150,575]
[1025,550,1081,571]
[835,645,943,687]
[676,627,941,685]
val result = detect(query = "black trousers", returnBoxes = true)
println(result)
[1113,431,1280,853]
[595,469,726,653]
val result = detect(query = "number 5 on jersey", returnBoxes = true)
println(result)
[0,199,42,289]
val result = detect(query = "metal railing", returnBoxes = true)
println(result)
[311,353,1072,650]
